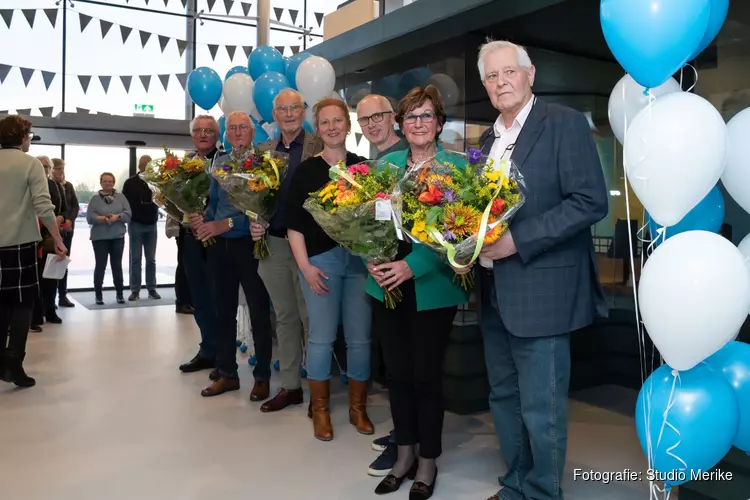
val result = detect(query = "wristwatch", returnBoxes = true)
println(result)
[227,218,234,229]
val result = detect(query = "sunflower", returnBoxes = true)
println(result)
[443,203,481,239]
[484,221,507,245]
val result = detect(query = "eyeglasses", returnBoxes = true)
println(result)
[27,132,35,139]
[227,124,250,132]
[274,104,304,114]
[403,112,435,124]
[357,111,392,126]
[192,128,217,136]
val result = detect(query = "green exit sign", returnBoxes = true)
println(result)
[133,104,155,115]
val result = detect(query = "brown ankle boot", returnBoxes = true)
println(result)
[308,380,333,441]
[348,379,374,435]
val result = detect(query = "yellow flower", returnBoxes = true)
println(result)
[444,203,481,238]
[484,170,502,182]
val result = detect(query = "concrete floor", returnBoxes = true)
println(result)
[0,301,658,500]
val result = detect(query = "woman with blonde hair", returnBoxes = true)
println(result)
[284,97,372,442]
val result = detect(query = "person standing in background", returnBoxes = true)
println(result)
[38,156,66,324]
[122,155,160,301]
[51,158,78,308]
[167,216,193,314]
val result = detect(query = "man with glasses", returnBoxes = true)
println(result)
[192,111,274,401]
[178,115,220,374]
[51,158,79,308]
[122,155,161,302]
[356,94,407,159]
[251,89,323,413]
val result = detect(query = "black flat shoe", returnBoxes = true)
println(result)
[409,467,438,500]
[374,460,418,495]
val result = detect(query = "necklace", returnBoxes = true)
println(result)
[408,147,436,166]
[321,150,346,166]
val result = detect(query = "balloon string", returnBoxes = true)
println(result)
[685,64,699,93]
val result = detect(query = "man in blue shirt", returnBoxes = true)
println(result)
[191,111,273,400]
[252,89,323,413]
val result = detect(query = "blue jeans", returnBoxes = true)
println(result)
[479,271,570,500]
[128,221,157,293]
[298,246,371,382]
[182,232,217,361]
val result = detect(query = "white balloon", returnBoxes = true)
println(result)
[305,106,315,128]
[330,90,344,101]
[738,233,750,313]
[427,73,461,107]
[296,56,335,107]
[639,231,750,371]
[624,92,727,227]
[608,74,681,144]
[222,73,256,116]
[219,95,231,116]
[721,108,750,216]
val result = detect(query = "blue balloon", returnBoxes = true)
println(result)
[285,52,312,89]
[303,120,314,134]
[222,131,232,153]
[225,65,249,81]
[252,71,290,123]
[187,67,223,110]
[636,363,738,488]
[254,124,269,145]
[601,0,711,89]
[248,45,285,80]
[647,185,724,245]
[371,74,400,99]
[689,0,729,60]
[398,67,433,96]
[706,341,750,453]
[218,115,226,139]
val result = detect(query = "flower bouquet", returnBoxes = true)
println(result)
[392,147,526,289]
[142,146,214,245]
[153,188,184,222]
[211,148,290,259]
[303,159,404,308]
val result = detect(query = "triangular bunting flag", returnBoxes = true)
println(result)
[44,9,58,28]
[39,107,54,118]
[241,2,252,16]
[100,20,113,39]
[120,75,132,93]
[224,0,234,13]
[0,64,10,84]
[242,46,253,59]
[164,0,170,6]
[175,73,188,90]
[181,0,188,8]
[144,0,150,4]
[274,46,285,56]
[290,46,300,54]
[76,108,90,114]
[139,75,151,92]
[176,39,188,57]
[158,74,170,91]
[207,0,217,12]
[78,75,92,94]
[139,30,152,48]
[41,71,56,90]
[17,109,31,116]
[355,132,363,146]
[314,12,324,27]
[288,9,298,25]
[79,13,93,32]
[158,35,170,52]
[0,10,13,29]
[21,9,36,28]
[226,45,237,60]
[208,44,220,60]
[19,68,35,87]
[273,7,283,21]
[98,75,112,94]
[120,25,133,44]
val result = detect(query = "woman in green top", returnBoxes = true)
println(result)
[368,85,470,500]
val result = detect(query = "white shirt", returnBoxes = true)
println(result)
[481,95,535,269]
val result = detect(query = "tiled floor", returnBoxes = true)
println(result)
[0,300,659,500]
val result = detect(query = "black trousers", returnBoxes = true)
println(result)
[207,237,273,379]
[58,230,74,298]
[0,305,32,354]
[374,279,457,459]
[31,256,44,326]
[93,238,125,293]
[174,230,192,307]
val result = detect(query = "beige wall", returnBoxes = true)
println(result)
[323,0,380,40]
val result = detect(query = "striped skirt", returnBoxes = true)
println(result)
[0,242,40,305]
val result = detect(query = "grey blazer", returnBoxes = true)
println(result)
[479,98,609,338]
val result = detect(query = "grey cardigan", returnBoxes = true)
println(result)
[86,191,132,241]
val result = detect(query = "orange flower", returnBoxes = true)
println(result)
[164,156,180,170]
[490,198,506,215]
[484,224,502,245]
[418,185,444,205]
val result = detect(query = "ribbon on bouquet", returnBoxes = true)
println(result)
[328,162,363,189]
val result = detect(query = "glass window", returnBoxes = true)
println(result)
[0,1,63,115]
[305,0,342,49]
[28,144,63,161]
[64,2,188,119]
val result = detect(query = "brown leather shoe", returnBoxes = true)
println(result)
[200,377,240,397]
[260,387,303,412]
[348,379,374,435]
[308,379,333,441]
[249,380,270,401]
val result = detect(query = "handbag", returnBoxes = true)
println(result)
[41,233,56,254]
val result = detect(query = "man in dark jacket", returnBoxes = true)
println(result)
[122,155,160,301]
[51,158,78,307]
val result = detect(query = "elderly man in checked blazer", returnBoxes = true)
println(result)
[457,40,609,500]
